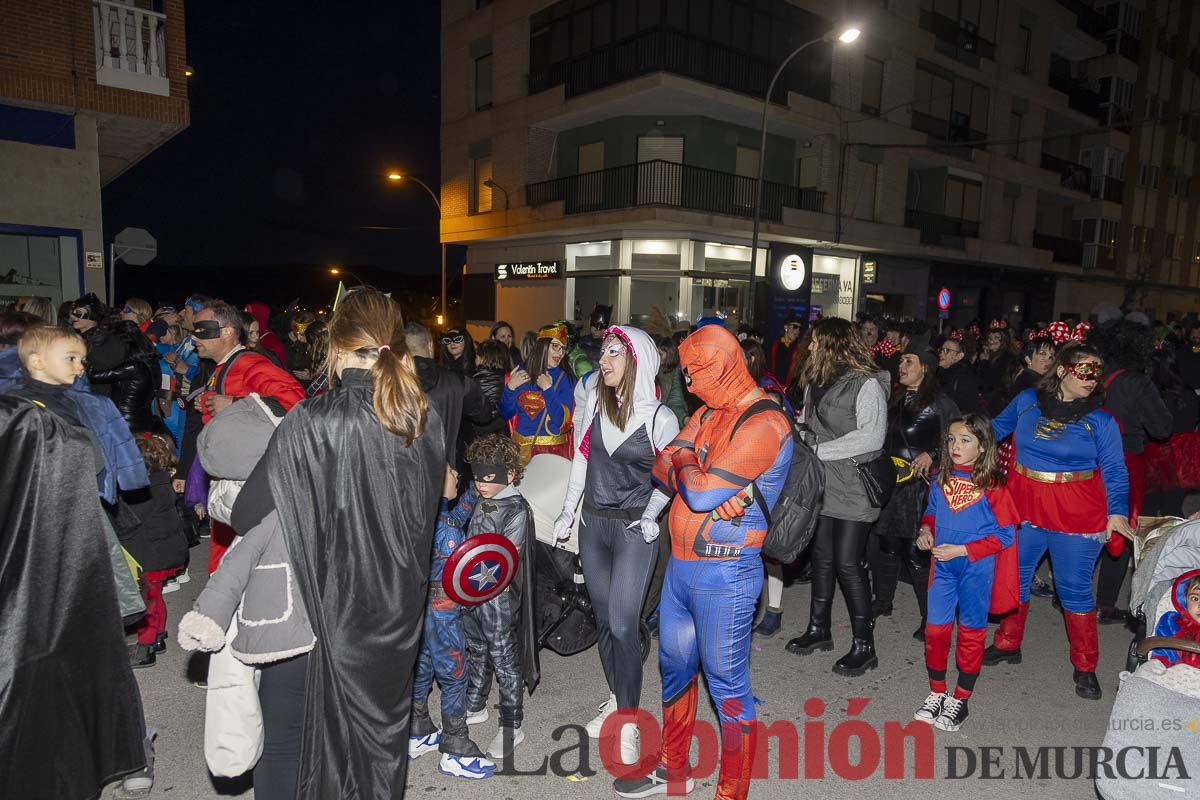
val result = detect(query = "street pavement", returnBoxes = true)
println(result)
[108,555,1151,800]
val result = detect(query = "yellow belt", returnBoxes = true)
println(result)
[1014,463,1095,483]
[512,432,568,446]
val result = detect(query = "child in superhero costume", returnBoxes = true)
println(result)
[1150,570,1200,669]
[914,414,1020,732]
[459,435,540,761]
[501,324,575,465]
[614,324,792,800]
[408,467,496,779]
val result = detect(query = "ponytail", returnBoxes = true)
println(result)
[327,289,427,445]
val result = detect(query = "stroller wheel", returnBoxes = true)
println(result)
[639,620,653,664]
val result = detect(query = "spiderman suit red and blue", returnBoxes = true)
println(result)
[921,468,1019,700]
[988,387,1129,679]
[646,325,793,800]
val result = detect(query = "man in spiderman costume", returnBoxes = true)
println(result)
[613,324,792,800]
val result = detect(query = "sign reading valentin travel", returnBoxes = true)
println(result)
[495,260,562,281]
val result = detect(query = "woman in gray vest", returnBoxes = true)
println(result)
[787,318,891,675]
[553,325,678,764]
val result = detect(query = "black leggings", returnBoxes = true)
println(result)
[869,535,930,618]
[255,653,308,800]
[808,516,873,626]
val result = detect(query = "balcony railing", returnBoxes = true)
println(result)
[529,27,830,104]
[525,160,825,221]
[1055,0,1110,40]
[1106,33,1141,62]
[1091,175,1125,203]
[904,209,979,247]
[1048,71,1106,123]
[918,9,997,62]
[1083,243,1118,270]
[910,111,986,159]
[1033,232,1085,265]
[1040,152,1093,192]
[93,0,168,96]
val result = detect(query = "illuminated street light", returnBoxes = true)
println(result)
[385,171,446,321]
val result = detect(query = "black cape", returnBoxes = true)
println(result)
[0,396,146,799]
[233,368,445,800]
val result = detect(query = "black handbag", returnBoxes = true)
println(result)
[850,452,896,509]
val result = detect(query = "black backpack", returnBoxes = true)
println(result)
[709,398,824,563]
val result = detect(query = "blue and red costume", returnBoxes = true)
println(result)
[921,468,1019,699]
[500,325,575,465]
[1150,568,1200,669]
[990,388,1129,672]
[650,325,793,800]
[411,487,479,754]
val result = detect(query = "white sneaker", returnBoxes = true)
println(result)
[466,707,489,725]
[439,752,497,779]
[487,725,524,760]
[585,694,618,738]
[161,579,180,595]
[620,723,640,765]
[175,569,191,585]
[913,692,946,724]
[408,731,440,759]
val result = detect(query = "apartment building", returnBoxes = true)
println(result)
[0,0,189,305]
[441,0,1200,338]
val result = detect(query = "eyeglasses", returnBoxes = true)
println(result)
[442,335,465,345]
[600,343,628,358]
[938,346,961,355]
[1064,361,1102,381]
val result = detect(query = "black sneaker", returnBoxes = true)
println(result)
[130,643,157,669]
[1029,576,1054,599]
[913,692,946,723]
[153,631,168,654]
[613,766,695,798]
[1097,607,1128,626]
[934,696,968,731]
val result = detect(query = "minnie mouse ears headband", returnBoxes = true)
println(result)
[1044,321,1092,343]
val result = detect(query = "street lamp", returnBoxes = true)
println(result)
[747,25,862,325]
[483,178,510,210]
[328,266,366,286]
[386,171,446,323]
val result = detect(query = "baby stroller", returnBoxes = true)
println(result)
[1096,518,1200,800]
[522,454,653,662]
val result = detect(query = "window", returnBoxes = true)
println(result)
[1007,112,1022,159]
[945,176,982,221]
[1139,161,1160,189]
[796,155,819,188]
[474,52,493,111]
[854,162,878,220]
[470,155,493,214]
[1017,24,1032,73]
[1002,193,1018,243]
[862,57,884,116]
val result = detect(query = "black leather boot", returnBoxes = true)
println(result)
[786,593,833,654]
[1073,670,1102,700]
[410,701,438,737]
[832,617,878,676]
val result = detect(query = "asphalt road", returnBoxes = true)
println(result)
[106,551,1153,800]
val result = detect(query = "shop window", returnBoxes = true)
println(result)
[0,233,62,292]
[699,241,754,274]
[861,57,884,116]
[691,278,748,322]
[629,277,679,326]
[572,276,616,323]
[566,240,615,271]
[631,238,683,271]
[474,52,493,111]
[470,155,493,214]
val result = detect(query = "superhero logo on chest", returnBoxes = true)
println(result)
[517,390,545,419]
[943,476,982,513]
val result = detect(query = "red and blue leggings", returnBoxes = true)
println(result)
[925,554,993,699]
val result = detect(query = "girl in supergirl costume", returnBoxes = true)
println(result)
[500,323,575,465]
[914,415,1020,732]
[985,342,1132,701]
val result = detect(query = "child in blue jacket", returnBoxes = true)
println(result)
[915,413,1020,732]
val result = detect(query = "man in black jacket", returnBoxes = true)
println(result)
[937,336,981,413]
[404,322,489,471]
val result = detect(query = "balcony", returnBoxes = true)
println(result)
[1106,32,1141,63]
[910,111,985,159]
[918,9,996,63]
[92,0,169,96]
[904,209,979,248]
[1048,71,1105,123]
[525,160,825,222]
[1033,232,1085,265]
[1055,0,1110,41]
[529,27,829,104]
[1090,175,1125,203]
[1083,244,1118,270]
[1040,152,1092,193]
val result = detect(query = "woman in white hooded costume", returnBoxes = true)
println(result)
[553,324,679,758]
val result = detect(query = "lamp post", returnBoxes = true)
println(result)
[387,171,447,324]
[328,266,366,286]
[747,26,861,326]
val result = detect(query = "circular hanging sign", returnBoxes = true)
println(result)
[937,287,952,311]
[779,253,807,292]
[442,532,519,606]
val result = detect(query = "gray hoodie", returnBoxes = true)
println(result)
[180,395,315,663]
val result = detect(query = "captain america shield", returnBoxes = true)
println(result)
[442,532,519,607]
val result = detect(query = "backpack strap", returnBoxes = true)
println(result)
[1103,369,1126,391]
[726,397,792,529]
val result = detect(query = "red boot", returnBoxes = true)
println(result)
[714,720,758,800]
[1064,610,1102,700]
[661,678,699,780]
[982,602,1028,665]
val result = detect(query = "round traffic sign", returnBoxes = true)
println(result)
[937,287,952,311]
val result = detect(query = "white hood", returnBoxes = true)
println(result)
[574,325,664,455]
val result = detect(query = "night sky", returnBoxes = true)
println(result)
[102,2,447,307]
